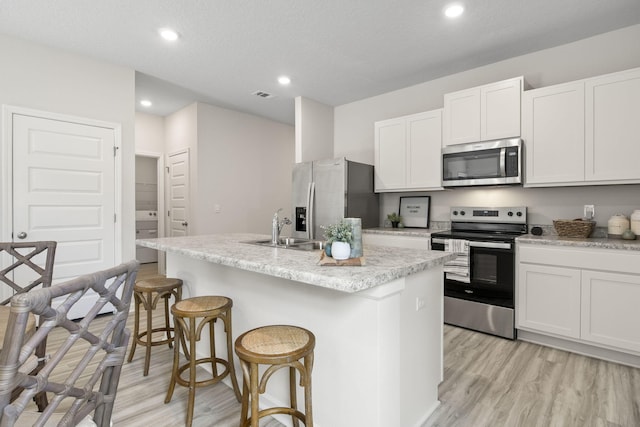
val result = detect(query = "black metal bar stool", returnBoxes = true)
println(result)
[165,295,242,427]
[235,325,315,427]
[127,277,183,376]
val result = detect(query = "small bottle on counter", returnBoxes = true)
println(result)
[608,214,630,238]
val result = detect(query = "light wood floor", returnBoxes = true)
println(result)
[45,263,640,426]
[426,325,640,427]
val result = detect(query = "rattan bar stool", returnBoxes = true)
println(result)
[165,296,242,427]
[235,325,315,427]
[127,277,183,376]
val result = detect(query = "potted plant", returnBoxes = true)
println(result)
[387,212,402,228]
[322,220,353,260]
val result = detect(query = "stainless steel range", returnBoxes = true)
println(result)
[430,206,527,339]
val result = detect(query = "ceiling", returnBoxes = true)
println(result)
[1,1,639,125]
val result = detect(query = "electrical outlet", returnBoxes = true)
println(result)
[416,297,426,311]
[214,204,221,213]
[584,205,595,219]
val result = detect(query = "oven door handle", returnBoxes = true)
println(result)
[431,238,511,250]
[469,241,512,250]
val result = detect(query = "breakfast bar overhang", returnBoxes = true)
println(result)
[136,233,455,427]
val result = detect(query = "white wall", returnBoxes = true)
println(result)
[196,102,295,235]
[334,24,640,226]
[295,96,334,162]
[163,102,295,236]
[135,112,164,153]
[0,34,136,260]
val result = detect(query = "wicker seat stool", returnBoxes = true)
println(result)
[165,296,241,427]
[127,277,183,376]
[235,325,315,427]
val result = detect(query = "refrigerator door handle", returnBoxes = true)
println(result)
[308,181,315,240]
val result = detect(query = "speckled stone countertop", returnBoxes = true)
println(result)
[363,227,443,237]
[363,220,449,237]
[517,235,640,251]
[136,233,455,293]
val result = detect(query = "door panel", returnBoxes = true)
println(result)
[11,112,117,318]
[168,150,190,237]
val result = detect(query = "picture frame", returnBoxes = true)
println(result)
[399,196,430,228]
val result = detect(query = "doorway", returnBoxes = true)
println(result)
[135,151,165,275]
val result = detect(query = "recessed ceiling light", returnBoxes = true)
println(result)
[444,4,464,18]
[159,28,179,41]
[278,76,291,85]
[140,100,152,107]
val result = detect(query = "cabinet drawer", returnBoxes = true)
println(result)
[518,244,640,275]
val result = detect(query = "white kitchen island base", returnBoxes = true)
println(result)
[167,252,444,427]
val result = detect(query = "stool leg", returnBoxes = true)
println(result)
[209,318,218,376]
[239,360,250,427]
[127,292,141,363]
[186,317,197,427]
[143,290,153,376]
[164,294,173,349]
[224,311,241,401]
[290,367,299,427]
[250,363,259,427]
[304,352,314,427]
[165,316,181,404]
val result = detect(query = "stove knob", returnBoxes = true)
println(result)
[516,211,523,217]
[460,210,466,216]
[452,210,458,216]
[508,211,514,216]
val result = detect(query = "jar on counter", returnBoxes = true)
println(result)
[608,214,630,238]
[631,210,640,235]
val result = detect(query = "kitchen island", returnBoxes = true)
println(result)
[136,233,455,427]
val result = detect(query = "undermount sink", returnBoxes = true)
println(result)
[243,237,326,251]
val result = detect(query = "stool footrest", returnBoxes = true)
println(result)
[174,358,232,388]
[134,327,175,347]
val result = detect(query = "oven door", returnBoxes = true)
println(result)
[433,239,515,308]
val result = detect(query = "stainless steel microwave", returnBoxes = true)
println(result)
[442,138,522,187]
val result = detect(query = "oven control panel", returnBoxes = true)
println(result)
[450,206,526,224]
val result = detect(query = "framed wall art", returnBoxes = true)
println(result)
[399,196,430,228]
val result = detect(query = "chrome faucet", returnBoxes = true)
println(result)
[271,208,291,244]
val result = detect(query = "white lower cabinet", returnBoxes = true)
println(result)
[517,244,640,355]
[518,263,581,338]
[581,270,640,353]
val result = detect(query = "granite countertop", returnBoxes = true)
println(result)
[363,227,443,237]
[517,234,640,251]
[136,233,455,293]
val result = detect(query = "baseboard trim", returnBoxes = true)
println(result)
[518,329,640,368]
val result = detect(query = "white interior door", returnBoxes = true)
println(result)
[9,110,119,319]
[168,150,190,237]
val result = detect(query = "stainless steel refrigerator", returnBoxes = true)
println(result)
[291,157,379,240]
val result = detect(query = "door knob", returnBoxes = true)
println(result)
[182,222,188,227]
[17,232,27,239]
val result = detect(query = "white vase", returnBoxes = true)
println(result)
[331,241,351,260]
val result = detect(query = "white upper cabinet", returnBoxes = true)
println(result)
[374,110,443,192]
[443,76,523,146]
[585,68,640,182]
[522,67,640,187]
[522,81,585,185]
